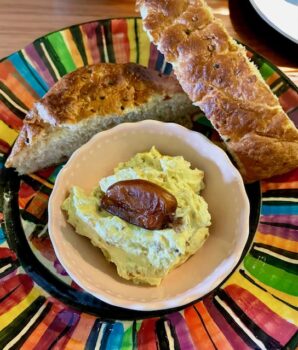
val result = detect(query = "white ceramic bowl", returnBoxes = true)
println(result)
[48,120,250,311]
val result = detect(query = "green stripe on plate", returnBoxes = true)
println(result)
[250,249,297,275]
[46,32,76,74]
[259,62,275,81]
[103,20,116,63]
[244,254,298,296]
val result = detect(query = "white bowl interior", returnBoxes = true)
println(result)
[48,121,250,311]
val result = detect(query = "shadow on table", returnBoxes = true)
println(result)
[228,0,298,69]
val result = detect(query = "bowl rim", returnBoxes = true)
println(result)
[48,120,250,311]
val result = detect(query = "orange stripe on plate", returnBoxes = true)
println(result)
[0,61,37,108]
[64,313,95,350]
[20,303,65,350]
[262,181,298,192]
[184,306,214,350]
[255,231,298,253]
[0,101,23,130]
[195,302,233,350]
[266,72,279,85]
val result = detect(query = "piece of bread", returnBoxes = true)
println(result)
[5,63,198,175]
[137,0,298,183]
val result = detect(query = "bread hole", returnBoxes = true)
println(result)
[184,29,191,36]
[213,63,220,69]
[207,34,216,40]
[120,105,125,111]
[208,44,216,52]
[235,68,242,75]
[108,80,116,86]
[100,96,105,100]
[248,76,257,83]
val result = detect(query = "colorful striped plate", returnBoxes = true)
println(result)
[0,18,297,349]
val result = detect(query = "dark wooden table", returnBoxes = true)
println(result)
[0,0,297,84]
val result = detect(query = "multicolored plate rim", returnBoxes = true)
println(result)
[0,17,297,349]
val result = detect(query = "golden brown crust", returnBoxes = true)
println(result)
[138,0,298,182]
[229,134,298,183]
[199,91,298,141]
[6,63,187,170]
[37,63,183,124]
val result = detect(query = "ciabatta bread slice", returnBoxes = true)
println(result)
[137,0,298,183]
[6,63,197,175]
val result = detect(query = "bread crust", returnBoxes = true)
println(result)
[137,0,298,182]
[6,63,192,172]
[35,62,183,125]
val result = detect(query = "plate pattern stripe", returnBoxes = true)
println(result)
[0,17,297,349]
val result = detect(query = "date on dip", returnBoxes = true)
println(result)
[101,179,177,230]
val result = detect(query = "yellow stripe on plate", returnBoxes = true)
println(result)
[61,30,84,68]
[0,120,18,146]
[137,20,150,66]
[0,288,41,331]
[127,19,137,63]
[223,271,298,325]
[243,268,298,309]
[29,174,54,189]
